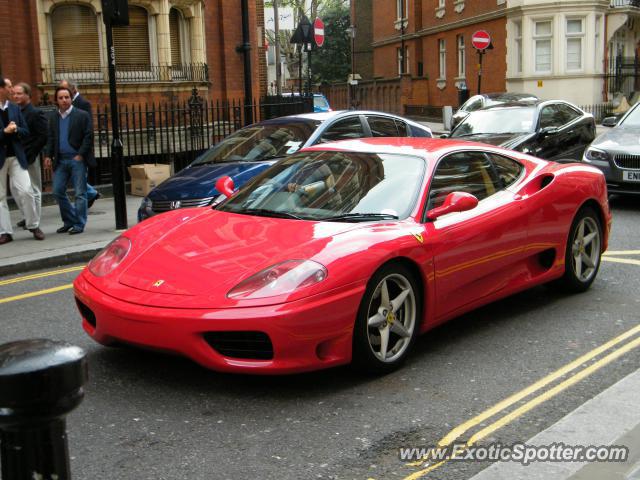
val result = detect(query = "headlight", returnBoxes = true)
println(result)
[584,147,610,163]
[227,260,328,299]
[88,236,132,277]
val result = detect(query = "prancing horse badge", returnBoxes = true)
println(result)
[153,280,165,287]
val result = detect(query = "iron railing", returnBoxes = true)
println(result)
[578,103,615,122]
[74,92,313,187]
[41,63,209,84]
[606,55,640,98]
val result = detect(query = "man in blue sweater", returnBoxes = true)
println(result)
[44,86,94,234]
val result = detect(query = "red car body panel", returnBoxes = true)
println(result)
[74,138,611,374]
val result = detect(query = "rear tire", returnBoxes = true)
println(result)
[352,263,421,374]
[553,207,602,293]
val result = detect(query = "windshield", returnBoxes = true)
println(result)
[314,96,330,110]
[620,105,640,127]
[452,107,536,136]
[217,151,426,221]
[191,120,319,166]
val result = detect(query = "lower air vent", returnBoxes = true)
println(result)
[76,298,97,327]
[203,331,274,360]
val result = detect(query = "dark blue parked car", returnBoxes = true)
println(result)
[138,110,432,221]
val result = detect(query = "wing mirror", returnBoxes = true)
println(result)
[439,133,450,139]
[539,126,559,137]
[215,175,236,198]
[427,192,479,220]
[601,116,618,127]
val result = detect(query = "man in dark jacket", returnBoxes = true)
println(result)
[13,82,47,233]
[59,79,99,207]
[44,86,94,234]
[0,77,41,245]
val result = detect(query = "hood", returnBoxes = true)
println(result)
[115,210,362,308]
[590,126,640,155]
[452,132,531,149]
[147,162,275,201]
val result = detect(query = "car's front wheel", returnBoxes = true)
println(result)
[352,263,421,373]
[555,206,603,292]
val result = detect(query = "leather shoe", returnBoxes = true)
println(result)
[17,219,26,230]
[88,192,101,209]
[68,227,84,235]
[57,225,72,233]
[30,227,45,240]
[0,233,12,245]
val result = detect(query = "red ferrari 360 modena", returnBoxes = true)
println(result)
[74,138,611,374]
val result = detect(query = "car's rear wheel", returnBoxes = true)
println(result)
[555,207,602,292]
[352,264,420,373]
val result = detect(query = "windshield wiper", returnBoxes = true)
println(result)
[238,208,305,220]
[320,213,399,222]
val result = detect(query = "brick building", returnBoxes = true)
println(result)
[0,0,267,105]
[370,0,507,108]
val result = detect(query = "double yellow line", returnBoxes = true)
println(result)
[402,323,640,479]
[602,249,640,266]
[0,265,83,304]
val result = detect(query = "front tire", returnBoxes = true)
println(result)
[555,207,602,293]
[352,263,421,374]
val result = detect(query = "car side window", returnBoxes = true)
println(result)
[318,117,366,143]
[428,152,502,210]
[556,104,581,124]
[539,105,565,129]
[395,120,409,136]
[367,116,399,137]
[464,97,483,112]
[487,153,524,188]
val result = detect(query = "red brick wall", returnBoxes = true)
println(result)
[0,0,42,100]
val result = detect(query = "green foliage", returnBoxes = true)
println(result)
[310,0,351,83]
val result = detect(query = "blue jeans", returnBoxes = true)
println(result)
[87,183,97,201]
[52,158,88,230]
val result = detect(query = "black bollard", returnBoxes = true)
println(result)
[0,339,88,480]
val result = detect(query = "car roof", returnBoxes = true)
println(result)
[301,136,512,158]
[251,110,430,126]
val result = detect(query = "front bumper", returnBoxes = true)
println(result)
[73,273,364,374]
[583,158,640,195]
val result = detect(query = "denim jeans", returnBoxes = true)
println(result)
[52,158,88,230]
[87,182,98,201]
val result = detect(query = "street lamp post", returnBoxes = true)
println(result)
[347,25,356,108]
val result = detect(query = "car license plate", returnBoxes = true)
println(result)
[623,170,640,182]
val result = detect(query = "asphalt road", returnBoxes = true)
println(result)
[0,195,639,480]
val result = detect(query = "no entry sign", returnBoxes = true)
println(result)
[471,30,491,51]
[314,17,325,47]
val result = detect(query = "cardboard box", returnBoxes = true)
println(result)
[128,163,171,196]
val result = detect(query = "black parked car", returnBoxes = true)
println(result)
[447,100,595,162]
[583,102,640,195]
[451,92,539,129]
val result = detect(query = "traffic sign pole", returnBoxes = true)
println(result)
[471,30,492,96]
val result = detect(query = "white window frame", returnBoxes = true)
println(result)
[457,35,465,77]
[439,39,446,79]
[534,19,553,74]
[397,46,409,75]
[439,0,446,7]
[514,20,523,74]
[595,15,602,73]
[566,17,584,72]
[396,0,409,20]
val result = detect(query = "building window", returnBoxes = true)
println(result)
[566,18,584,71]
[397,46,409,74]
[170,8,191,67]
[457,35,465,77]
[396,0,408,20]
[595,16,602,73]
[514,21,523,73]
[439,39,446,79]
[51,5,101,74]
[439,0,446,7]
[113,6,151,70]
[534,20,552,73]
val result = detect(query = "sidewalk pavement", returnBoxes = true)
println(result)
[469,368,640,480]
[0,195,142,276]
